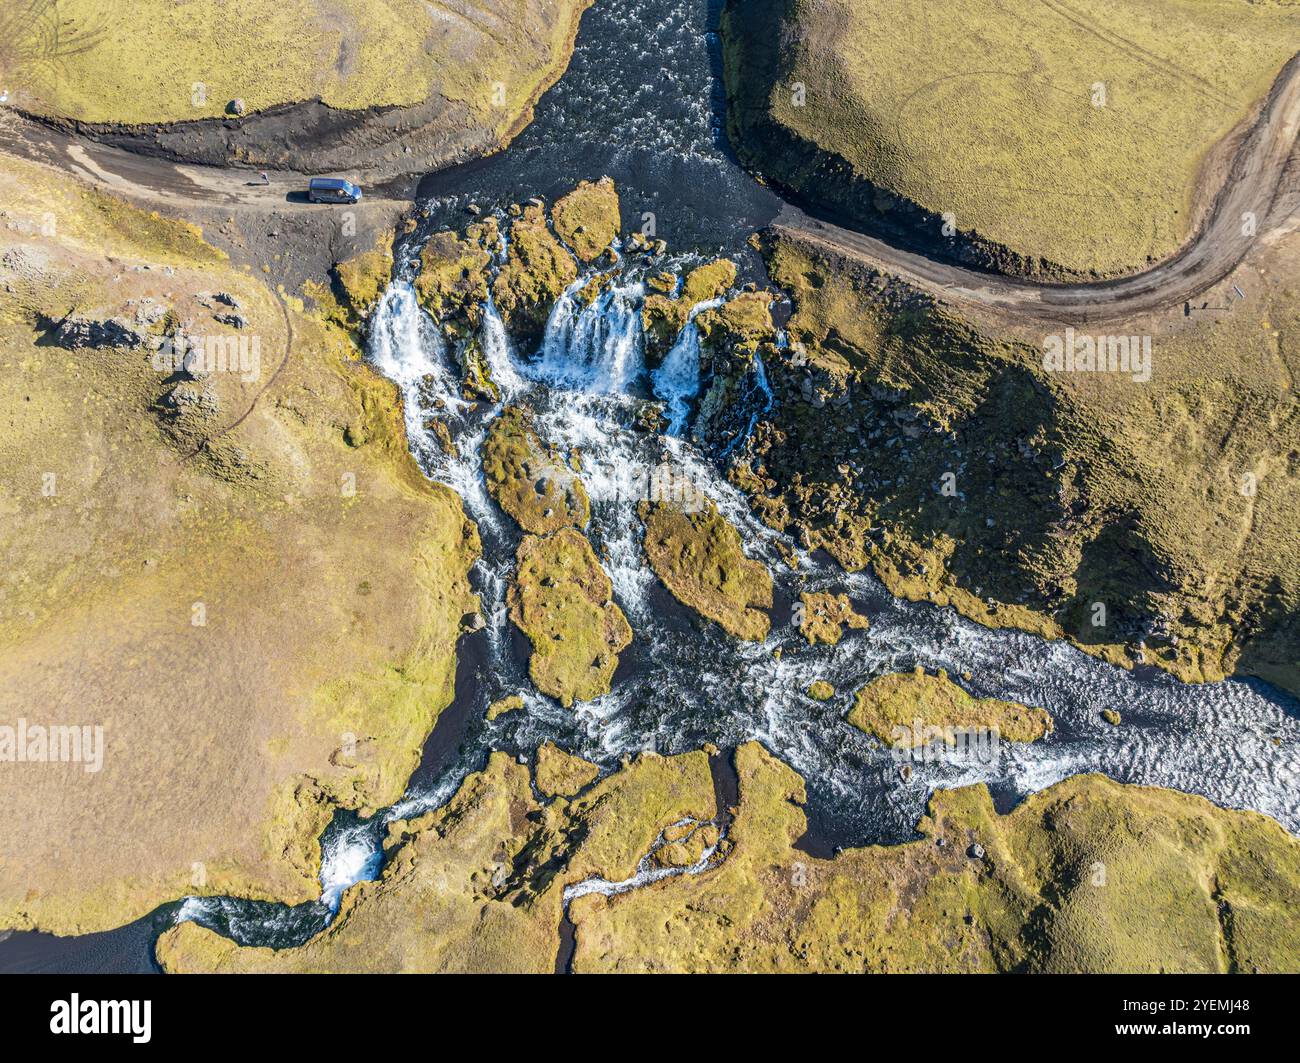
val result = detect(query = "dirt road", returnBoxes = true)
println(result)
[3,49,1300,325]
[774,53,1300,325]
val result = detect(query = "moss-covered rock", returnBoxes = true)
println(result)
[798,590,868,646]
[492,203,578,343]
[807,680,835,701]
[641,259,738,367]
[551,177,621,263]
[639,499,773,641]
[509,529,632,707]
[483,405,590,534]
[414,219,500,337]
[535,741,601,797]
[327,229,394,331]
[733,231,1300,695]
[486,694,525,721]
[848,668,1053,747]
[652,822,719,869]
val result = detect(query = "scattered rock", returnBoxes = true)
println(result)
[53,314,146,350]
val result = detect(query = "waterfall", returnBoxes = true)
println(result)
[652,297,722,435]
[526,279,646,394]
[367,281,466,445]
[479,296,525,397]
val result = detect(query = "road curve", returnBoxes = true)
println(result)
[2,50,1300,327]
[771,52,1300,325]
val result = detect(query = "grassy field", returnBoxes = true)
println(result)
[156,750,717,972]
[725,0,1300,276]
[569,743,1300,972]
[0,152,478,933]
[2,0,589,127]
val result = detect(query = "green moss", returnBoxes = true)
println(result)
[534,741,601,797]
[639,499,773,641]
[414,220,499,335]
[324,230,394,331]
[492,203,578,341]
[737,231,1300,695]
[570,743,1300,973]
[508,529,632,707]
[848,668,1053,747]
[798,591,868,645]
[483,405,590,534]
[486,694,525,721]
[551,177,620,262]
[696,290,774,351]
[652,822,719,869]
[807,680,835,701]
[1102,709,1122,726]
[641,259,737,366]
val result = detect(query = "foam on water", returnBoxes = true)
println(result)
[652,297,722,434]
[526,280,646,394]
[160,246,1300,950]
[362,262,1300,848]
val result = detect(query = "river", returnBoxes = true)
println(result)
[3,0,1298,974]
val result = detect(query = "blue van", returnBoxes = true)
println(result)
[307,177,363,204]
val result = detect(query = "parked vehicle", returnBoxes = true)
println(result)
[307,177,362,204]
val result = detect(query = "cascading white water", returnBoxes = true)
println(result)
[652,297,722,435]
[361,253,1300,861]
[162,242,1300,958]
[527,279,646,394]
[368,282,466,454]
[479,296,525,398]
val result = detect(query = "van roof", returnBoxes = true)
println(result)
[309,177,354,190]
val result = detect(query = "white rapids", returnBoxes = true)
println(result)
[358,252,1300,851]
[173,238,1300,946]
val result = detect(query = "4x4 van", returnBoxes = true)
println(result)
[307,177,363,204]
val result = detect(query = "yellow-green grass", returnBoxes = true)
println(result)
[639,498,773,641]
[493,203,580,338]
[0,152,478,933]
[508,529,632,707]
[534,741,601,798]
[642,259,737,362]
[725,0,1300,275]
[569,743,1300,972]
[4,0,591,128]
[483,404,590,534]
[154,739,1300,972]
[798,590,868,645]
[736,230,1300,693]
[155,750,715,972]
[848,669,1054,747]
[551,177,621,262]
